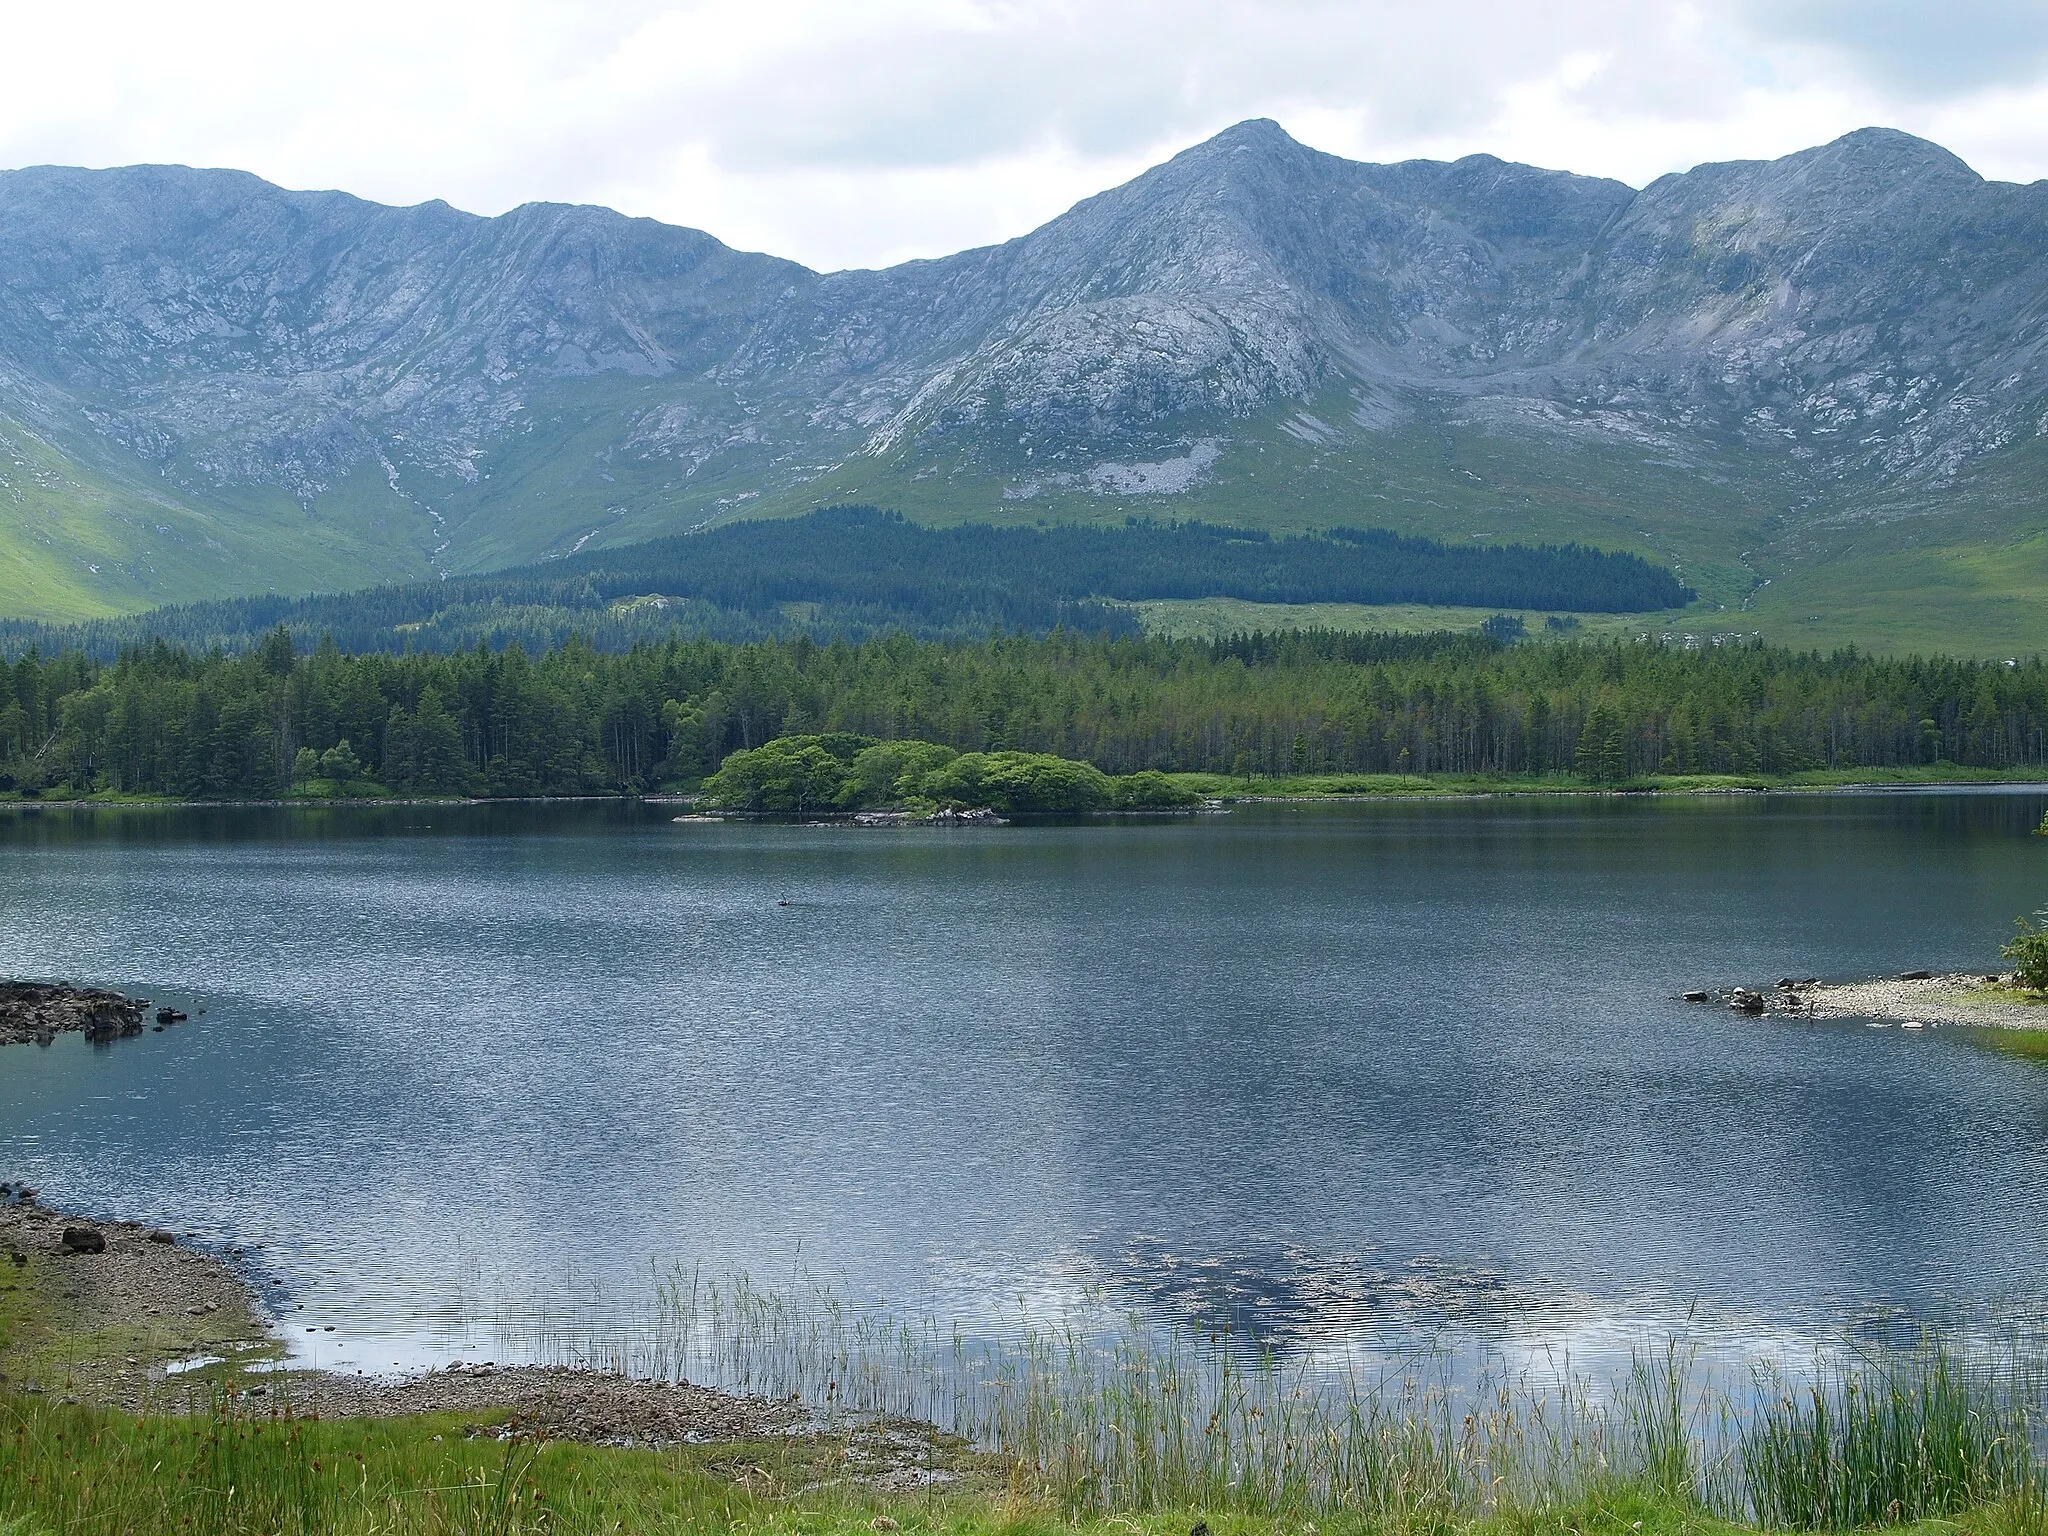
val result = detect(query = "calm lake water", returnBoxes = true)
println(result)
[3,792,2048,1380]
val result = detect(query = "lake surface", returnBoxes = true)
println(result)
[4,793,2048,1382]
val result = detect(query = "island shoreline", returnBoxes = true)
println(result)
[6,774,2048,816]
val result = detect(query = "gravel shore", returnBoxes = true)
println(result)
[1,1191,841,1451]
[1800,973,2048,1029]
[1698,972,2048,1029]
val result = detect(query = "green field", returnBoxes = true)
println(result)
[1126,596,1716,643]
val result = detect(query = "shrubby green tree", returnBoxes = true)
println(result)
[2002,916,2048,991]
[838,740,958,807]
[318,739,363,782]
[919,751,1114,812]
[701,735,872,811]
[1111,770,1201,809]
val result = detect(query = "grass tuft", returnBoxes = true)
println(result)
[1741,1347,2036,1530]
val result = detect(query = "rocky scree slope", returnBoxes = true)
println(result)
[0,121,2044,644]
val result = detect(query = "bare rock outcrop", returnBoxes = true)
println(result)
[0,981,148,1047]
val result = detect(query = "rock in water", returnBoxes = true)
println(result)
[0,982,149,1048]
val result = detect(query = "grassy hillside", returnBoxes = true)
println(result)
[765,398,2048,657]
[0,510,1689,659]
[1127,597,1708,643]
[0,415,438,619]
[5,377,2046,657]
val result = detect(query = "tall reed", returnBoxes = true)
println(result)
[647,1266,1774,1518]
[1743,1344,2038,1529]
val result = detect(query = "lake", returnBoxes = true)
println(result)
[3,792,2047,1383]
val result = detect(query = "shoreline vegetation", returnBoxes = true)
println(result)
[10,628,2048,806]
[2,1183,2044,1535]
[6,762,2048,813]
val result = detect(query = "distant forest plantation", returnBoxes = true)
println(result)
[0,507,1695,659]
[4,627,2045,801]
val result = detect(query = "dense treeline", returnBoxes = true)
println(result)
[5,627,2048,800]
[0,508,1691,661]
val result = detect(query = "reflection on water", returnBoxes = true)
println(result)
[1094,1236,1541,1346]
[3,792,2048,1383]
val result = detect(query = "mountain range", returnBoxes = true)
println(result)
[2,121,2045,651]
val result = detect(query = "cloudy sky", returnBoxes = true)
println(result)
[2,1,2044,271]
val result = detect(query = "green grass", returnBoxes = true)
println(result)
[647,1273,2046,1528]
[0,1393,925,1536]
[0,1362,2029,1536]
[1125,597,1714,643]
[1746,532,2048,660]
[4,1249,2044,1535]
[1966,1025,2048,1063]
[0,1392,1780,1536]
[1988,1032,2048,1062]
[0,417,439,622]
[1158,765,2048,800]
[1744,1350,2035,1529]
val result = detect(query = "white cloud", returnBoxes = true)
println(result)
[0,0,2043,271]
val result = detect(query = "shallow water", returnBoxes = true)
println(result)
[3,792,2047,1378]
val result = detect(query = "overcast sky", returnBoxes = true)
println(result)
[3,1,2044,271]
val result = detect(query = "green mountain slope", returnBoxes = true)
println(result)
[0,416,438,618]
[0,124,2044,654]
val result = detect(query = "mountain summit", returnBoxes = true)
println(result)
[2,123,2045,649]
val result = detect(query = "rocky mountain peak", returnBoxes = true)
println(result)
[0,122,2043,630]
[1797,125,1984,182]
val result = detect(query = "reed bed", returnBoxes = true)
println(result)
[647,1268,2043,1528]
[1744,1348,2037,1528]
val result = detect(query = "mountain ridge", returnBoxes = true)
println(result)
[2,122,2046,652]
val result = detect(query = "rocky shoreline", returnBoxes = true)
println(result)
[0,1186,955,1465]
[1687,972,2048,1030]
